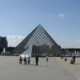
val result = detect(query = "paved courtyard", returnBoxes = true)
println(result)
[0,56,78,80]
[57,57,80,80]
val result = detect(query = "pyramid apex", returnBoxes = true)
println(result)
[37,24,43,28]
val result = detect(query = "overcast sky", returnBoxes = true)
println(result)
[0,0,80,48]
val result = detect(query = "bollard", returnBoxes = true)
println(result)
[64,58,67,61]
[61,56,63,59]
[70,59,74,64]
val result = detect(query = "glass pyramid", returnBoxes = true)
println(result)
[14,24,62,56]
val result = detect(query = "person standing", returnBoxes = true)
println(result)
[46,53,49,62]
[24,56,27,64]
[46,55,48,62]
[28,56,31,64]
[35,56,39,66]
[70,55,76,64]
[19,56,22,64]
[73,55,76,63]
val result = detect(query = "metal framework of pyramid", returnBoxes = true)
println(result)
[14,24,62,56]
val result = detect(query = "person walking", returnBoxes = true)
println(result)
[24,56,27,64]
[35,56,39,66]
[73,55,76,63]
[19,56,22,64]
[28,56,31,64]
[46,55,48,62]
[70,55,76,64]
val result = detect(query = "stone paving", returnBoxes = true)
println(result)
[56,57,80,80]
[0,56,78,80]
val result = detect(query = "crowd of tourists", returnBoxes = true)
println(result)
[19,55,31,65]
[19,54,49,66]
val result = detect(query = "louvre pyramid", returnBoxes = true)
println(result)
[14,24,62,56]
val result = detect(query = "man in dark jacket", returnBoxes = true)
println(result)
[35,56,39,66]
[19,56,22,64]
[24,56,27,64]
